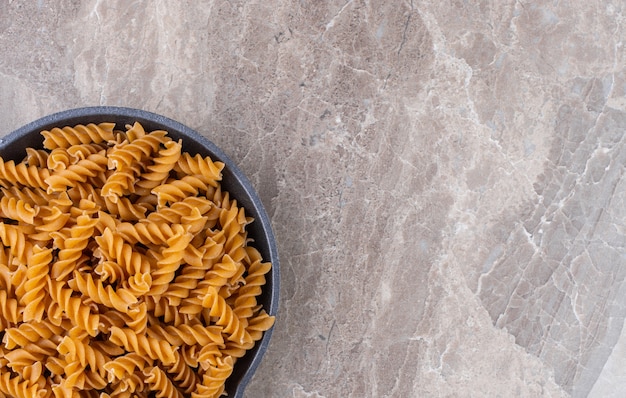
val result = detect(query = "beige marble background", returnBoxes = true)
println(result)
[1,1,625,397]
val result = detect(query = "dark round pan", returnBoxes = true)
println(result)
[2,106,279,397]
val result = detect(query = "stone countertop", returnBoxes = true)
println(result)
[1,1,624,397]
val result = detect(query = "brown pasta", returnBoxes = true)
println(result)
[0,122,275,397]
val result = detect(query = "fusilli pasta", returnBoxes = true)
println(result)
[0,121,275,397]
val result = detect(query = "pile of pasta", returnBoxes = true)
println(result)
[0,122,275,397]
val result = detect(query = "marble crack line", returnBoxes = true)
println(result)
[322,0,353,35]
[413,0,481,127]
[386,338,419,398]
[342,63,377,79]
[396,11,411,57]
[99,46,111,105]
[325,320,336,354]
[576,160,624,243]
[89,0,103,21]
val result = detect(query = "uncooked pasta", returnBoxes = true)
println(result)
[0,121,275,397]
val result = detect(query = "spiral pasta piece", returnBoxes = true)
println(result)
[66,143,106,163]
[11,264,29,307]
[95,228,152,276]
[50,215,98,281]
[246,310,276,340]
[134,139,182,195]
[45,152,107,194]
[151,175,210,207]
[162,244,210,306]
[0,290,19,331]
[3,320,66,349]
[1,186,51,207]
[163,351,202,394]
[47,280,99,336]
[41,123,115,149]
[4,346,42,373]
[221,311,276,360]
[191,356,234,398]
[147,323,224,347]
[144,295,188,326]
[148,224,193,296]
[22,245,53,322]
[0,157,50,190]
[47,148,71,172]
[107,130,169,170]
[20,361,46,390]
[0,196,39,223]
[0,222,32,264]
[202,286,252,344]
[24,148,49,167]
[144,196,213,235]
[103,196,147,221]
[101,165,140,200]
[174,152,224,187]
[94,228,153,295]
[108,326,177,365]
[0,372,48,398]
[34,207,71,239]
[103,353,152,385]
[68,272,139,315]
[54,357,86,392]
[179,254,238,315]
[57,333,110,380]
[233,258,272,319]
[116,221,174,246]
[142,366,185,398]
[219,205,249,248]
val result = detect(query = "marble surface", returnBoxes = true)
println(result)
[1,1,625,397]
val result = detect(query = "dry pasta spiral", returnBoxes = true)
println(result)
[0,196,39,224]
[163,351,201,394]
[21,245,53,322]
[68,272,139,315]
[152,175,211,207]
[108,326,177,365]
[0,121,275,397]
[144,366,186,398]
[134,139,182,195]
[103,352,153,382]
[147,224,193,296]
[44,152,107,194]
[3,320,65,349]
[0,372,48,398]
[0,223,32,264]
[107,130,169,170]
[24,147,49,167]
[0,157,50,189]
[47,280,100,336]
[41,122,115,149]
[202,286,252,344]
[147,322,224,347]
[192,356,234,398]
[0,290,19,331]
[173,152,224,187]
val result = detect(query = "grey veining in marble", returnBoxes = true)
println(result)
[1,1,625,397]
